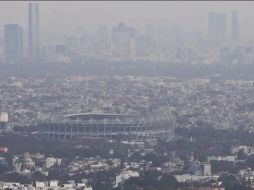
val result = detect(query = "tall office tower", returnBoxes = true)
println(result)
[215,13,227,41]
[28,3,33,59]
[112,22,136,60]
[208,12,227,47]
[35,3,40,52]
[4,24,23,64]
[28,2,40,62]
[96,25,110,55]
[208,12,215,40]
[231,10,239,42]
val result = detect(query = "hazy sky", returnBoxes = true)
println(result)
[1,1,254,40]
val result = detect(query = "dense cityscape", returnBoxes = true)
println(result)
[1,2,254,66]
[1,2,254,190]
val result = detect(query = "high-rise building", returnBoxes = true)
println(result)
[28,2,40,62]
[208,12,215,40]
[95,25,110,55]
[215,13,227,40]
[112,22,136,60]
[4,24,23,64]
[231,10,239,42]
[208,12,227,47]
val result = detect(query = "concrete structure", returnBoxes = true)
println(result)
[35,181,45,188]
[203,163,212,176]
[28,2,40,61]
[174,174,219,183]
[49,180,58,187]
[0,112,8,129]
[208,12,227,47]
[44,157,61,169]
[231,145,254,156]
[112,22,136,60]
[0,180,93,190]
[115,170,139,188]
[38,113,174,141]
[0,112,8,123]
[208,156,236,163]
[231,10,239,42]
[4,24,22,64]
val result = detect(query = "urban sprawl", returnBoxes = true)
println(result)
[1,3,254,190]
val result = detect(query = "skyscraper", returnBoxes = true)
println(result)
[28,2,40,62]
[215,13,227,40]
[112,22,136,60]
[231,10,239,42]
[4,24,23,64]
[208,12,215,40]
[208,12,227,47]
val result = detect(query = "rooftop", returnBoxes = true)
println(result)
[64,113,136,120]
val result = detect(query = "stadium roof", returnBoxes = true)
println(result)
[64,113,136,120]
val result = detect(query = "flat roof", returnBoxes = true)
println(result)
[64,113,136,120]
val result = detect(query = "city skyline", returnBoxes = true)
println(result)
[1,2,252,65]
[0,1,254,42]
[2,2,254,190]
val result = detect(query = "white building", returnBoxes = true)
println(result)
[208,156,236,163]
[231,145,254,156]
[115,170,139,188]
[35,181,45,188]
[48,180,58,187]
[174,174,218,183]
[44,157,61,169]
[203,163,212,176]
[0,112,8,123]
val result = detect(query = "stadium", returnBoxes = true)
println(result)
[37,113,174,141]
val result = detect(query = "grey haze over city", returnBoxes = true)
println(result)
[1,1,254,41]
[3,2,254,190]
